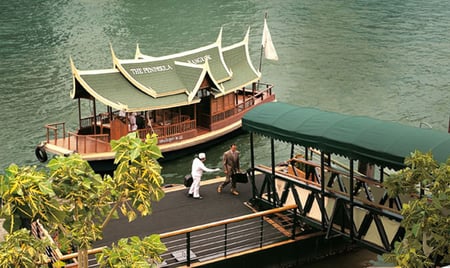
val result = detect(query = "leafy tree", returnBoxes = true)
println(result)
[0,228,57,267]
[0,132,167,267]
[383,151,450,268]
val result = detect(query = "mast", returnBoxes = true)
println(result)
[258,12,268,73]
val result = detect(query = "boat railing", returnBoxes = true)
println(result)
[80,116,95,130]
[211,84,274,124]
[45,122,66,144]
[66,131,110,154]
[137,118,196,139]
[254,81,274,95]
[45,204,298,267]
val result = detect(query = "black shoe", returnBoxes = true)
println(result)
[193,196,203,200]
[188,193,193,198]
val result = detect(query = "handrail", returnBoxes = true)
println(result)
[290,155,384,187]
[160,204,297,239]
[210,86,273,125]
[45,122,66,144]
[66,131,109,153]
[58,247,107,261]
[159,204,298,267]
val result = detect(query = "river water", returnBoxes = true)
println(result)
[1,0,449,265]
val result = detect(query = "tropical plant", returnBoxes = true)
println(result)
[0,228,56,267]
[0,132,167,267]
[96,235,167,267]
[0,164,63,233]
[46,153,112,266]
[383,151,450,268]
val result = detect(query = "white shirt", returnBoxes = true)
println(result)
[191,158,216,177]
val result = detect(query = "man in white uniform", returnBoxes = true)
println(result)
[189,153,220,199]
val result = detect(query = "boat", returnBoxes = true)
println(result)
[34,28,275,172]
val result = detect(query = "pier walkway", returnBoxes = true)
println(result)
[95,177,259,248]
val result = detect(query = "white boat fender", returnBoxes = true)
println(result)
[35,145,48,163]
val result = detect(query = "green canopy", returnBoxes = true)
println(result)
[242,102,450,170]
[70,28,261,112]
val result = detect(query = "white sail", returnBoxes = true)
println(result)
[261,18,279,61]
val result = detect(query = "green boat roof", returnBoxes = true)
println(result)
[70,28,261,111]
[242,102,450,170]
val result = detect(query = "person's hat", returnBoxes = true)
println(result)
[199,153,206,160]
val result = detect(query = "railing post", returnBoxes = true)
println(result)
[259,216,264,248]
[291,207,298,239]
[320,152,326,229]
[349,159,354,241]
[224,224,228,257]
[186,232,191,266]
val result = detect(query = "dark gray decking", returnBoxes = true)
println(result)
[95,178,256,248]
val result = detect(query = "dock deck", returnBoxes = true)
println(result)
[95,177,260,248]
[91,175,305,267]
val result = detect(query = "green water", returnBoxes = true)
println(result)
[1,0,449,266]
[1,0,449,176]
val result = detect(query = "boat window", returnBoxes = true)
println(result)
[197,88,211,98]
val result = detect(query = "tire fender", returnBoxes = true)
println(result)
[35,145,48,163]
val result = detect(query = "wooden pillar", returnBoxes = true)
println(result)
[92,98,97,135]
[320,151,326,229]
[78,99,82,129]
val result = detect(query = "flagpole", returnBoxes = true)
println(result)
[258,12,268,74]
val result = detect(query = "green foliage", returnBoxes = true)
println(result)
[0,132,167,267]
[109,132,165,222]
[46,154,112,250]
[383,151,450,268]
[96,235,167,267]
[0,164,64,233]
[0,228,53,267]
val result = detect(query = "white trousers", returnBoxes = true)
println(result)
[189,175,202,198]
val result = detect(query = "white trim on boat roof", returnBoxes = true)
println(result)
[76,68,119,75]
[222,27,261,78]
[134,28,223,62]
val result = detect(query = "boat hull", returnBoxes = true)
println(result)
[89,127,244,175]
[40,119,246,174]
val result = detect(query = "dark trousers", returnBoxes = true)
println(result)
[220,173,236,190]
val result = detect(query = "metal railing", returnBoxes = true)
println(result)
[43,204,297,267]
[158,204,297,267]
